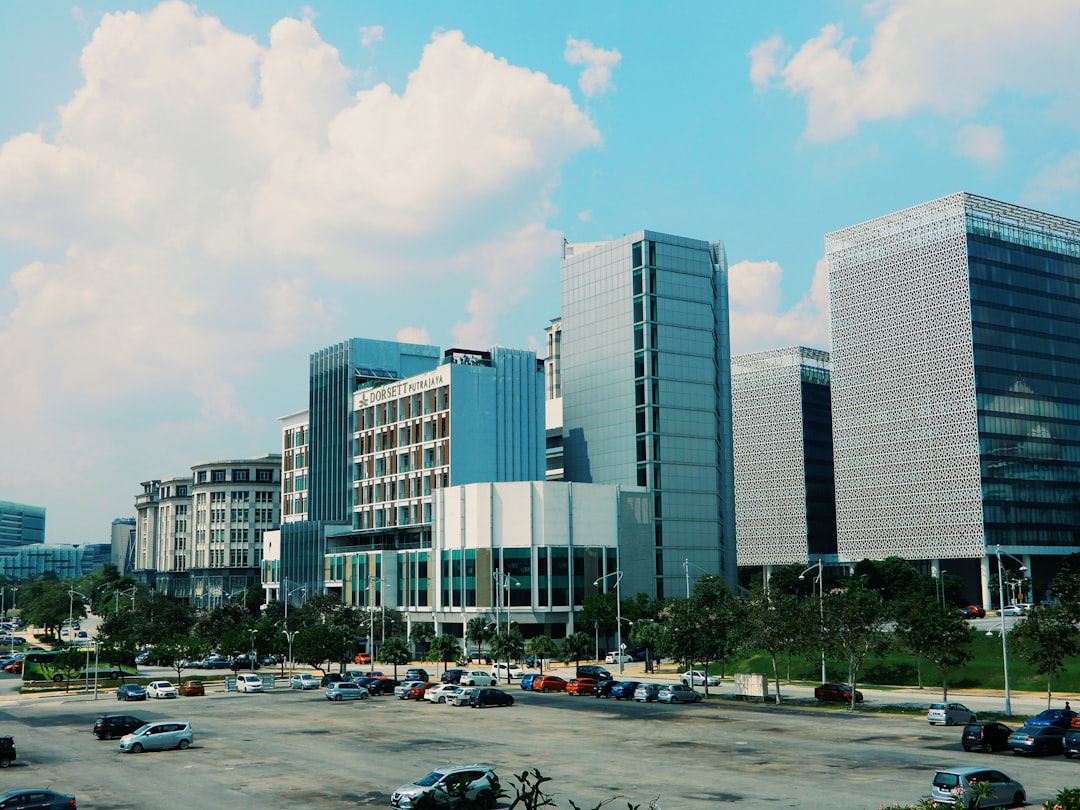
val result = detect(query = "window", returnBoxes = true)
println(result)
[232,469,249,482]
[196,471,207,484]
[256,469,273,482]
[211,469,225,483]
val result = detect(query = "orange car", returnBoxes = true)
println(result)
[566,677,597,696]
[532,675,567,693]
[353,652,372,665]
[179,680,205,696]
[408,681,435,700]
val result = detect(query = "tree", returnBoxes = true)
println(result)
[1012,603,1080,708]
[19,580,72,641]
[378,636,411,679]
[525,635,557,675]
[628,619,663,673]
[411,622,435,659]
[153,635,211,682]
[689,575,746,684]
[52,646,85,691]
[745,589,801,704]
[579,592,617,653]
[466,616,494,663]
[429,634,461,676]
[822,585,891,710]
[293,624,353,674]
[489,629,524,682]
[658,598,701,676]
[559,631,591,670]
[191,602,249,647]
[895,603,973,699]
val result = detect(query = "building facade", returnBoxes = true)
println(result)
[560,231,736,598]
[827,192,1080,605]
[732,347,837,567]
[0,501,45,552]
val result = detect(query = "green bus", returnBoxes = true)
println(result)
[21,648,138,683]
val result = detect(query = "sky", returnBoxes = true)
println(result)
[3,0,1080,543]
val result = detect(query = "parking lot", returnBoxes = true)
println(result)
[1,670,1078,810]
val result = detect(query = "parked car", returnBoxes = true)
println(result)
[442,669,465,684]
[1000,604,1026,616]
[657,684,702,704]
[231,655,260,671]
[290,673,319,690]
[575,665,611,682]
[424,684,461,704]
[0,737,13,769]
[566,677,597,696]
[1025,708,1077,728]
[962,722,1014,752]
[365,678,400,696]
[928,702,976,726]
[957,605,986,619]
[633,683,660,702]
[146,680,179,699]
[321,673,345,688]
[407,682,435,700]
[532,675,567,693]
[930,768,1024,808]
[453,687,479,706]
[491,662,524,680]
[592,679,618,698]
[93,715,145,740]
[202,656,232,670]
[2,661,21,675]
[519,674,539,691]
[395,681,424,699]
[405,668,430,682]
[604,652,633,664]
[1008,725,1065,756]
[179,680,205,697]
[1063,728,1080,758]
[680,670,720,687]
[325,681,369,701]
[116,684,147,702]
[353,652,372,665]
[118,720,193,753]
[814,683,863,703]
[470,688,514,708]
[610,681,640,700]
[235,673,264,693]
[459,669,497,687]
[391,764,499,809]
[0,789,76,809]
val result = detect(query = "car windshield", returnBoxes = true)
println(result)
[415,770,447,788]
[933,773,960,789]
[131,724,152,736]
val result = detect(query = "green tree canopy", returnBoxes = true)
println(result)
[559,631,591,668]
[895,603,973,700]
[489,629,525,682]
[822,585,891,709]
[525,635,557,675]
[1012,603,1080,708]
[429,634,462,676]
[466,616,494,662]
[378,636,411,679]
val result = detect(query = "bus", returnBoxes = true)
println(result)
[21,649,138,683]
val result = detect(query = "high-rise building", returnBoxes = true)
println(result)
[111,517,136,572]
[560,231,736,597]
[826,192,1080,605]
[731,347,836,567]
[0,501,45,552]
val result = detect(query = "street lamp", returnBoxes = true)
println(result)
[593,570,624,675]
[283,629,298,679]
[995,544,1027,716]
[367,576,384,673]
[248,630,258,672]
[67,589,88,642]
[798,560,826,685]
[284,583,307,623]
[114,586,136,614]
[683,558,712,599]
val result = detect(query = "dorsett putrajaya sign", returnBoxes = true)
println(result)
[355,366,449,408]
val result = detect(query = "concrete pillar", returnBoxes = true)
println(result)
[980,555,991,612]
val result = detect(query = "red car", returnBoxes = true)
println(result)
[532,675,567,693]
[814,682,863,703]
[566,678,597,696]
[353,652,372,665]
[2,660,21,675]
[407,682,435,700]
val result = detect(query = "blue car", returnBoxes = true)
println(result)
[1025,709,1077,728]
[520,674,539,690]
[610,681,640,701]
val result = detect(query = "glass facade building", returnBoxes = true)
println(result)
[560,231,736,597]
[731,347,836,566]
[826,193,1080,605]
[0,501,45,551]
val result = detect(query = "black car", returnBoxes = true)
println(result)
[469,688,514,708]
[1064,729,1080,758]
[93,715,145,740]
[1007,724,1065,756]
[0,736,14,768]
[320,673,345,688]
[575,665,611,682]
[231,655,260,671]
[365,678,400,696]
[592,680,617,698]
[0,789,76,809]
[115,684,147,701]
[405,668,429,682]
[962,722,1013,752]
[442,669,465,684]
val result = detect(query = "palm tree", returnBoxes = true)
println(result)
[488,629,524,683]
[466,615,493,664]
[560,631,592,673]
[525,635,557,675]
[410,622,435,661]
[429,634,461,677]
[377,636,410,680]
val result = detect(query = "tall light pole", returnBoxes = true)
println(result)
[995,544,1027,716]
[68,589,88,642]
[248,629,258,672]
[367,576,383,673]
[284,584,307,623]
[283,629,298,679]
[799,560,826,685]
[594,570,624,675]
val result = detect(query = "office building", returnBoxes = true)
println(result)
[732,347,837,567]
[111,517,136,572]
[826,192,1080,606]
[0,501,45,552]
[560,231,736,597]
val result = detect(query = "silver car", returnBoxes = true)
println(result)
[325,681,368,701]
[930,767,1024,808]
[118,721,193,753]
[657,684,702,704]
[391,763,499,809]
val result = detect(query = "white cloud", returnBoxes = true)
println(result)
[359,25,383,47]
[396,326,431,345]
[954,123,1005,165]
[728,258,830,354]
[0,1,600,537]
[749,0,1080,141]
[564,37,621,97]
[577,210,592,223]
[1023,151,1080,205]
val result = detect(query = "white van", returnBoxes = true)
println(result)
[235,673,264,693]
[459,669,496,686]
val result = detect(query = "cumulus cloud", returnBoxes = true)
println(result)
[396,326,431,345]
[564,37,621,97]
[1023,151,1080,205]
[728,258,830,354]
[954,123,1004,165]
[749,0,1080,141]
[0,1,600,536]
[359,25,383,47]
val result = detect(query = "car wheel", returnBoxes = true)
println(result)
[543,686,549,693]
[1013,793,1025,807]
[982,742,992,753]
[333,694,342,701]
[361,693,368,700]
[52,674,65,683]
[0,757,10,768]
[1067,750,1075,759]
[178,739,190,750]
[945,717,954,726]
[695,695,702,703]
[112,671,122,680]
[131,743,143,753]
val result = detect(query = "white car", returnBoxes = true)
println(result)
[1001,604,1027,616]
[289,673,319,690]
[680,670,720,687]
[452,687,478,706]
[605,653,634,664]
[235,673,264,693]
[927,702,977,726]
[424,684,461,704]
[146,680,179,699]
[491,663,524,680]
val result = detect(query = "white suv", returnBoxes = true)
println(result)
[146,680,179,699]
[459,670,497,687]
[491,663,524,680]
[391,764,499,809]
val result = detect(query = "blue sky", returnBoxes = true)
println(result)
[2,1,1079,542]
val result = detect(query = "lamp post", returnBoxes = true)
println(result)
[114,586,136,614]
[248,630,258,672]
[283,629,298,679]
[798,560,826,685]
[683,558,712,599]
[491,571,521,634]
[284,584,307,623]
[995,544,1027,716]
[67,589,88,642]
[593,570,624,675]
[367,576,383,673]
